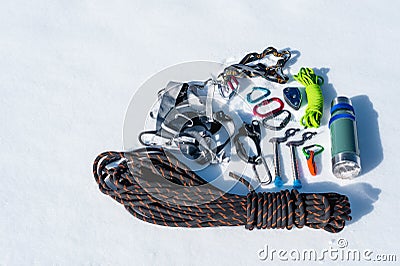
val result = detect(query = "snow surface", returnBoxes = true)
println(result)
[1,0,399,265]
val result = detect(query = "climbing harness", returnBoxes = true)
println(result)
[233,120,273,184]
[283,87,302,110]
[253,97,284,118]
[286,132,317,189]
[269,128,300,187]
[302,144,324,176]
[246,87,271,104]
[262,109,292,131]
[139,81,234,165]
[294,68,324,128]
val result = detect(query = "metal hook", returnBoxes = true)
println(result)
[253,97,284,118]
[174,113,194,127]
[138,130,158,146]
[269,128,300,144]
[286,132,317,147]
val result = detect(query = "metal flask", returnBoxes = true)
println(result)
[329,96,361,178]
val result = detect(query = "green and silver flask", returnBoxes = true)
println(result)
[329,96,361,178]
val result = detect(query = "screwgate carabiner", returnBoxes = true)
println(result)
[253,97,284,118]
[246,87,271,104]
[302,144,324,176]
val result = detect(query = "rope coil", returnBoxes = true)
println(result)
[294,68,324,128]
[245,190,351,232]
[93,148,351,233]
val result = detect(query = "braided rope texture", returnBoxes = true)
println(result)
[93,148,351,233]
[294,67,324,128]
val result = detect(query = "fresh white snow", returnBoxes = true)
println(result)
[1,0,399,265]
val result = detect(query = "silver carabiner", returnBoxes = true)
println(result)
[252,156,273,185]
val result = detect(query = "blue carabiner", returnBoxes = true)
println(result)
[246,87,271,104]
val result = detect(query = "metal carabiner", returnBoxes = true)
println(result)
[253,97,284,118]
[252,156,273,185]
[261,109,292,131]
[219,75,239,99]
[302,144,324,176]
[227,75,239,92]
[246,87,271,104]
[138,130,158,146]
[233,120,262,164]
[302,144,324,158]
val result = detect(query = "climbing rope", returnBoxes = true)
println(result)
[294,68,324,128]
[93,148,352,233]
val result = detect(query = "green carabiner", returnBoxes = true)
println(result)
[302,144,324,159]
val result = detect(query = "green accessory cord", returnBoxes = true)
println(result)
[293,68,324,128]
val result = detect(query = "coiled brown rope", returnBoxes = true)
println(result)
[93,147,351,233]
[245,190,351,232]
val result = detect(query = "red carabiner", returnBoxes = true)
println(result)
[253,97,284,118]
[227,76,239,91]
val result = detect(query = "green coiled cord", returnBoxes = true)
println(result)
[294,68,324,128]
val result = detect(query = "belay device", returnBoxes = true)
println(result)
[93,47,352,233]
